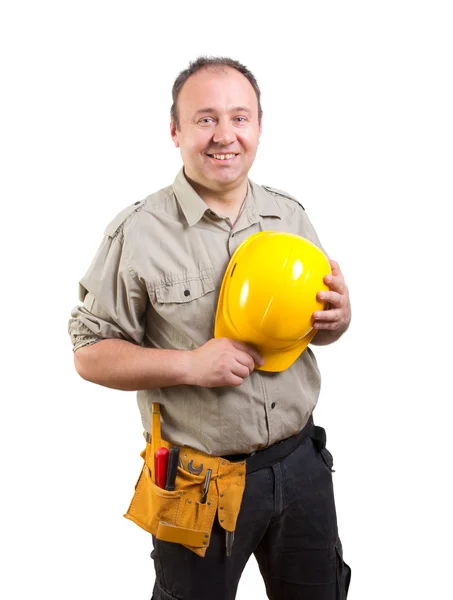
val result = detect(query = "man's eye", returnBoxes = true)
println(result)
[199,117,215,124]
[235,116,247,123]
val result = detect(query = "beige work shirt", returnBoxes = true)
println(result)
[69,169,325,455]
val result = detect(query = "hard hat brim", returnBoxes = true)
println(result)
[254,330,317,372]
[215,306,318,373]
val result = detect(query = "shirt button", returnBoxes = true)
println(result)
[184,290,190,297]
[271,402,276,409]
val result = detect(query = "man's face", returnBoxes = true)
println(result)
[171,67,262,192]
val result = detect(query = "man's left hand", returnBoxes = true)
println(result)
[311,259,351,344]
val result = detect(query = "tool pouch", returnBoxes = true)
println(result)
[124,442,246,557]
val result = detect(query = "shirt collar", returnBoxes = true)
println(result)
[172,168,209,227]
[172,168,283,227]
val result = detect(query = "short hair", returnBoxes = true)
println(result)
[171,56,263,130]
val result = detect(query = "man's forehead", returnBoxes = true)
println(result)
[178,68,257,114]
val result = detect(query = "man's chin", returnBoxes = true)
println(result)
[186,165,247,192]
[207,168,245,187]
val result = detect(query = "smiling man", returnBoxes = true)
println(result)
[69,56,351,600]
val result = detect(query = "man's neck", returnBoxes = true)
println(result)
[185,174,248,223]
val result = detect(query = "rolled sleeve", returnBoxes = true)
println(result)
[68,317,103,352]
[68,231,147,351]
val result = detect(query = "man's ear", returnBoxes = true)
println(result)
[170,120,180,148]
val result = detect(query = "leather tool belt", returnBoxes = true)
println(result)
[124,436,247,558]
[124,404,315,558]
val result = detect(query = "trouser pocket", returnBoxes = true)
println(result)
[336,542,351,599]
[311,425,335,472]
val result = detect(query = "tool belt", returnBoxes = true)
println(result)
[124,404,315,558]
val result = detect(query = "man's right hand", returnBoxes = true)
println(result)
[186,338,264,388]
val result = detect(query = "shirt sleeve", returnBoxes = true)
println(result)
[298,209,327,256]
[68,229,148,352]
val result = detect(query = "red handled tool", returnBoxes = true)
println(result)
[155,447,170,489]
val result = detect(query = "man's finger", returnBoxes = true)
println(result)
[231,361,252,380]
[323,274,346,294]
[235,352,256,375]
[328,259,342,275]
[231,340,264,365]
[313,320,340,331]
[313,308,341,323]
[225,374,245,387]
[317,290,343,307]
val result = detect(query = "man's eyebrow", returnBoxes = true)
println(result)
[230,106,252,114]
[194,106,252,116]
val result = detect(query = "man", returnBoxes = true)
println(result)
[69,56,352,600]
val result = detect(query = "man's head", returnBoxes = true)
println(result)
[170,57,263,194]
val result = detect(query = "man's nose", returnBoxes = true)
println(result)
[212,119,236,145]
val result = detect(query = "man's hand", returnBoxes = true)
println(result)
[186,338,264,388]
[311,259,351,345]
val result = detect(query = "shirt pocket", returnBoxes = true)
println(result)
[155,277,215,304]
[152,275,217,346]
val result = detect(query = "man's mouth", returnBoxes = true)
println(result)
[206,153,238,161]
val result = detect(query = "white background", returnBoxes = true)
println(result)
[1,1,452,598]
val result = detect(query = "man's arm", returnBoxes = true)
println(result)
[74,339,190,390]
[311,259,351,346]
[74,337,264,391]
[310,326,349,346]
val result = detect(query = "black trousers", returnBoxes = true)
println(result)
[151,432,351,600]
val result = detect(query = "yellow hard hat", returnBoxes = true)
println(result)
[214,231,331,372]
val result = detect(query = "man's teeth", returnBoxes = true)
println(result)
[212,153,236,160]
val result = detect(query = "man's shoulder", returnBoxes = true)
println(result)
[104,185,173,238]
[103,199,146,237]
[259,184,305,211]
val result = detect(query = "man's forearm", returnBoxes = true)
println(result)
[310,326,349,346]
[74,339,192,391]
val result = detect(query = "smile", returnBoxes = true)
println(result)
[207,153,238,161]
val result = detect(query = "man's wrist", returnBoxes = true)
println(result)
[177,350,196,386]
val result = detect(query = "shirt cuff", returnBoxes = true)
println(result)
[68,319,104,352]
